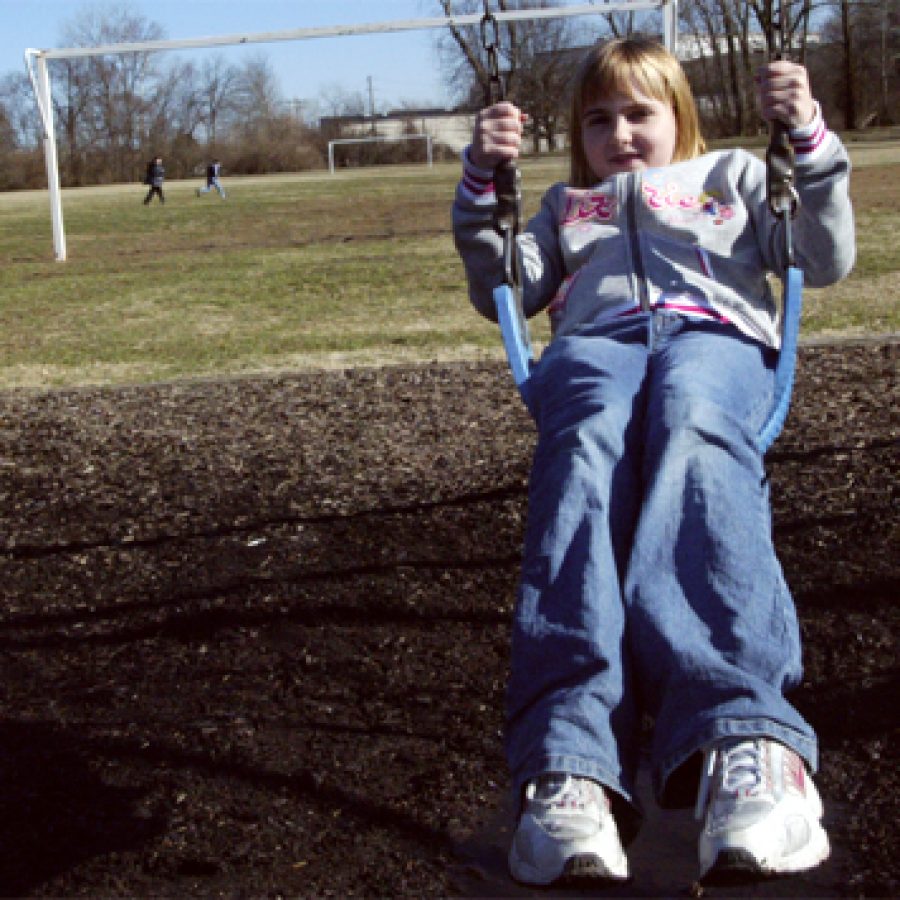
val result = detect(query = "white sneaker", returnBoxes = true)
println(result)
[508,773,629,885]
[695,738,830,881]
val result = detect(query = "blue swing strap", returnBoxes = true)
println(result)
[494,281,533,396]
[757,263,803,453]
[756,75,804,454]
[480,1,535,401]
[492,159,533,399]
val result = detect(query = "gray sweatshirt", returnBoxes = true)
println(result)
[453,107,854,349]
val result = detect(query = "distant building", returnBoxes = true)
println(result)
[677,31,823,61]
[320,108,476,154]
[318,32,830,158]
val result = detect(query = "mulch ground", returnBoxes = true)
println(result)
[0,339,896,898]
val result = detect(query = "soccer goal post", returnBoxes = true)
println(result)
[327,134,434,174]
[24,1,678,261]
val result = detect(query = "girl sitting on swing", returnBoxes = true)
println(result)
[452,37,854,887]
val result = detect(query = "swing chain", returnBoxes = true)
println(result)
[480,1,522,290]
[766,0,799,265]
[480,5,504,107]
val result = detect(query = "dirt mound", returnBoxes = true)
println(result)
[0,340,896,896]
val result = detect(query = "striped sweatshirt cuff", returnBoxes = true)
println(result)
[458,146,496,205]
[789,102,832,163]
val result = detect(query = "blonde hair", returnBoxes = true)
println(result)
[569,38,706,187]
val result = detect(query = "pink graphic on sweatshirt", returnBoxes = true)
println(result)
[642,181,735,226]
[561,190,617,226]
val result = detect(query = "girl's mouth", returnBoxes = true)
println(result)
[610,152,644,168]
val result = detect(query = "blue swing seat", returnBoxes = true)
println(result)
[493,266,803,454]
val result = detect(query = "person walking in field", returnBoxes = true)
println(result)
[143,155,165,205]
[196,159,226,199]
[453,38,854,888]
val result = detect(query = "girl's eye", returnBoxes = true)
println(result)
[584,113,610,128]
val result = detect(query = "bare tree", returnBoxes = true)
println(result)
[435,0,615,152]
[436,0,528,107]
[0,73,45,190]
[511,12,583,151]
[1,2,340,185]
[680,0,827,136]
[0,105,13,152]
[197,54,240,147]
[147,61,207,177]
[0,93,16,189]
[0,72,42,149]
[681,0,757,136]
[230,56,283,138]
[52,60,94,185]
[816,0,900,128]
[167,61,205,140]
[872,0,900,124]
[57,4,167,183]
[600,6,641,37]
[318,84,368,119]
[742,0,820,82]
[839,0,858,127]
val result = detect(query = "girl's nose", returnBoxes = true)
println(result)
[611,115,631,142]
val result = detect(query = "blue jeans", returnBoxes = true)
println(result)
[506,312,817,816]
[199,179,226,198]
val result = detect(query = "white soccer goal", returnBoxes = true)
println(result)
[24,1,678,261]
[327,134,434,175]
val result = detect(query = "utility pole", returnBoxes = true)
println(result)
[840,0,856,129]
[367,75,376,135]
[879,1,889,125]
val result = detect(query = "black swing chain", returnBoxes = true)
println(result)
[480,1,522,291]
[766,0,799,265]
[480,5,504,107]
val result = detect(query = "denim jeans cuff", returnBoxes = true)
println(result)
[655,717,820,807]
[514,753,637,808]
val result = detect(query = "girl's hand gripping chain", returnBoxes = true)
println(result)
[755,60,816,129]
[469,101,532,392]
[757,59,816,233]
[470,101,527,170]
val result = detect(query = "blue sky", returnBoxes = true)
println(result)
[1,0,455,111]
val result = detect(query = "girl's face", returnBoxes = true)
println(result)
[581,84,678,183]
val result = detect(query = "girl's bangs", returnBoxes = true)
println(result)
[582,56,671,107]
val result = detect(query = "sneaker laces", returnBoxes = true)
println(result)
[533,773,598,810]
[695,739,765,820]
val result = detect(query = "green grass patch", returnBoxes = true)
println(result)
[0,151,896,390]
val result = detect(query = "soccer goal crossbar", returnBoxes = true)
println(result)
[24,1,678,261]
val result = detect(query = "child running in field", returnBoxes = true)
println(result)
[452,38,854,887]
[197,159,226,199]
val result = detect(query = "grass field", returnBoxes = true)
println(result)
[0,144,897,390]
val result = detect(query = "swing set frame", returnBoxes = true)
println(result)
[24,1,678,263]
